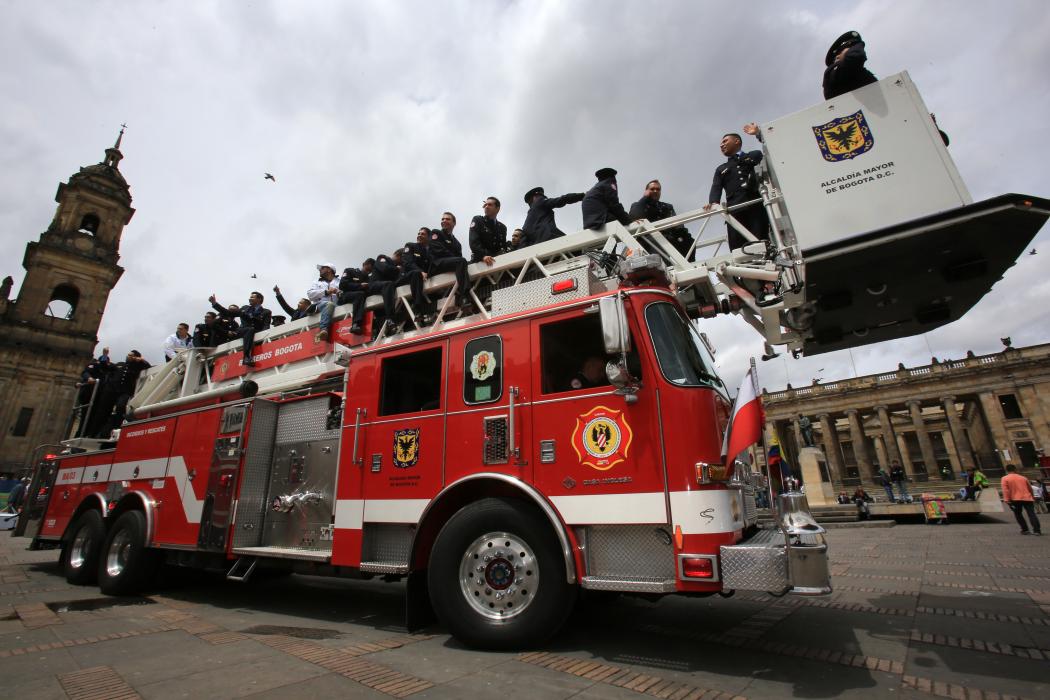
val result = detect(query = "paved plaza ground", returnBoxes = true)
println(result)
[1,512,1048,700]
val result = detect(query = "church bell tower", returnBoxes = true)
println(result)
[0,129,134,473]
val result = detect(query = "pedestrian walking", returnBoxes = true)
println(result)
[1001,464,1041,535]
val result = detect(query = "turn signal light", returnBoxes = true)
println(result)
[682,557,715,579]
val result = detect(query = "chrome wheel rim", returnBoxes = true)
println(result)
[105,529,133,578]
[459,531,537,620]
[69,527,93,570]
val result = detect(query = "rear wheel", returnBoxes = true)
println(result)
[63,511,105,585]
[98,511,160,595]
[428,498,575,649]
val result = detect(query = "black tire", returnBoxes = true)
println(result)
[97,511,160,596]
[427,498,575,649]
[63,510,105,585]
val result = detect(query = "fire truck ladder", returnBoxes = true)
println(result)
[124,199,794,418]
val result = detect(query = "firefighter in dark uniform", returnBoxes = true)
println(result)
[822,30,876,100]
[520,187,584,246]
[210,292,272,367]
[629,179,694,259]
[582,168,631,230]
[74,357,109,437]
[338,266,370,335]
[392,246,430,324]
[192,311,228,349]
[428,212,471,308]
[704,132,769,251]
[365,254,402,334]
[85,350,151,438]
[468,197,507,264]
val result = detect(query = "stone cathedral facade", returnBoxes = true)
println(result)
[0,132,133,474]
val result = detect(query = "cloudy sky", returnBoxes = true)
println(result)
[1,0,1048,392]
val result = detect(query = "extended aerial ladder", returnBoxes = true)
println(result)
[112,70,1046,426]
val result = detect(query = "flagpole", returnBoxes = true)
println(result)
[752,356,779,522]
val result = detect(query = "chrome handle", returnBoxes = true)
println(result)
[508,386,519,460]
[351,407,364,466]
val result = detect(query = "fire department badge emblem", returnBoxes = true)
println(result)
[469,350,496,381]
[813,110,874,162]
[393,428,420,469]
[571,405,633,471]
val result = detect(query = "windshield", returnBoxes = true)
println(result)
[645,302,724,390]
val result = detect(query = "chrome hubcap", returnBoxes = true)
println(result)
[105,530,133,578]
[459,531,538,620]
[69,528,93,569]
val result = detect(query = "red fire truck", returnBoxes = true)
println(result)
[23,72,1048,649]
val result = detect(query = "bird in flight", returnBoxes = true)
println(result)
[264,173,276,182]
[250,274,257,279]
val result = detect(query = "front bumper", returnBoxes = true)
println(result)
[718,492,832,596]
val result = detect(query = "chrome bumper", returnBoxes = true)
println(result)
[719,492,832,596]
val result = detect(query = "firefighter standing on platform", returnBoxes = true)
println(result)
[582,167,631,230]
[704,129,769,251]
[520,187,584,246]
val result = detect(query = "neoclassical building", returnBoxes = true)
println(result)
[0,132,133,475]
[762,343,1050,489]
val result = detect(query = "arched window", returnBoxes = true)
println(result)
[45,284,80,320]
[79,213,100,234]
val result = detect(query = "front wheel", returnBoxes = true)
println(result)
[428,498,575,649]
[63,510,105,585]
[98,511,160,595]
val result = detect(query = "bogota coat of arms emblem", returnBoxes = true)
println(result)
[812,109,874,162]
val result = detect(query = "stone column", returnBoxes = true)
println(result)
[845,409,874,478]
[1016,384,1050,452]
[906,400,938,477]
[896,433,918,475]
[875,405,904,466]
[792,418,804,451]
[941,396,975,472]
[977,391,1011,467]
[817,413,844,485]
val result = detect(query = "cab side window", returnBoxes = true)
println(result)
[379,347,443,415]
[463,335,502,405]
[539,315,642,394]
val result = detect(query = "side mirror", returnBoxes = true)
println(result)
[599,295,631,355]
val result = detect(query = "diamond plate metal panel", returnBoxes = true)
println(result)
[483,416,508,464]
[232,400,279,549]
[261,439,337,552]
[361,523,413,567]
[719,530,789,592]
[584,525,675,580]
[743,488,758,524]
[490,267,600,316]
[275,397,340,445]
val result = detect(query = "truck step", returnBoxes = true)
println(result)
[226,557,258,582]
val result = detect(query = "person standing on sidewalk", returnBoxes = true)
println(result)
[890,461,910,503]
[1001,464,1041,535]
